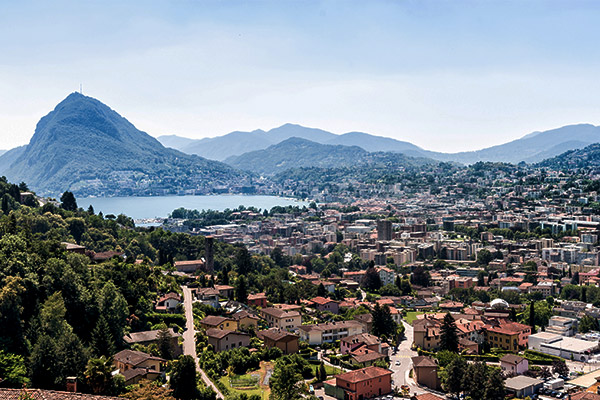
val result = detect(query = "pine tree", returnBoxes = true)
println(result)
[440,313,459,352]
[91,316,115,357]
[60,191,78,211]
[236,276,248,304]
[529,301,537,334]
[157,324,174,360]
[318,362,327,382]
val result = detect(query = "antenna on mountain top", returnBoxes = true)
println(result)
[79,84,83,94]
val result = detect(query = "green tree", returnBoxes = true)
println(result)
[579,315,599,333]
[483,367,505,400]
[85,356,115,394]
[476,249,493,266]
[60,191,78,211]
[157,323,174,360]
[91,315,115,357]
[371,304,396,337]
[317,283,326,297]
[362,265,382,291]
[0,350,29,388]
[30,293,88,389]
[236,247,252,275]
[171,355,200,400]
[442,356,466,395]
[318,362,327,382]
[463,361,487,400]
[235,275,248,304]
[440,313,459,352]
[269,363,304,400]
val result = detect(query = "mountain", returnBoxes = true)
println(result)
[426,124,600,164]
[537,143,600,170]
[0,93,246,196]
[0,150,5,157]
[156,134,198,150]
[159,123,600,165]
[158,123,340,161]
[224,137,436,175]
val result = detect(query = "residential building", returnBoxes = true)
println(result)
[324,366,392,400]
[411,356,441,391]
[247,293,268,308]
[258,328,300,355]
[200,315,237,331]
[299,321,365,345]
[206,329,250,352]
[500,354,529,375]
[113,349,164,385]
[260,307,302,330]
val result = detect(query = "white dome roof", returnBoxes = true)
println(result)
[490,298,509,309]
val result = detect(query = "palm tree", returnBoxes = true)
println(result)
[85,356,114,394]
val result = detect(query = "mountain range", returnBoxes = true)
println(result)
[0,93,246,196]
[224,137,436,175]
[159,123,600,164]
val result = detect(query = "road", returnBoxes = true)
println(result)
[388,321,426,397]
[182,285,224,399]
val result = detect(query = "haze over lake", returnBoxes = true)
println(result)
[82,195,309,221]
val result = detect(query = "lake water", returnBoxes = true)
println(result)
[81,195,309,221]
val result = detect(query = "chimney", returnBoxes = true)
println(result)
[66,376,77,392]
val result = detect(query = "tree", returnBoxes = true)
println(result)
[552,360,569,377]
[269,363,304,400]
[483,367,505,400]
[317,283,326,297]
[60,191,78,211]
[579,315,599,333]
[236,247,252,275]
[85,356,114,394]
[529,301,537,334]
[91,315,115,357]
[235,275,248,304]
[170,355,200,400]
[463,361,487,400]
[539,367,553,380]
[410,267,430,287]
[0,350,29,388]
[442,356,466,395]
[371,304,396,337]
[440,313,459,352]
[476,249,494,266]
[157,323,174,360]
[362,265,382,291]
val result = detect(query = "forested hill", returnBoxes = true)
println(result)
[0,179,335,394]
[0,92,248,197]
[536,143,600,171]
[224,137,438,175]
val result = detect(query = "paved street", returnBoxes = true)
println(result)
[389,321,425,397]
[182,286,224,399]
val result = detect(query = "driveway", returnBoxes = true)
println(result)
[182,286,224,399]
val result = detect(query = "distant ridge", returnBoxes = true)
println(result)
[224,137,436,175]
[0,93,246,196]
[159,122,600,164]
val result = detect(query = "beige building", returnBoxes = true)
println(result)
[260,307,302,330]
[298,320,365,345]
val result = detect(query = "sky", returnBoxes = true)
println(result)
[2,0,600,152]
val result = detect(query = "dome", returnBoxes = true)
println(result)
[490,298,509,309]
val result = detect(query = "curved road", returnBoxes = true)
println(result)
[182,286,224,399]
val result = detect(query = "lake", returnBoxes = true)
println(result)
[81,195,309,221]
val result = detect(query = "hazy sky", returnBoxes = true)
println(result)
[2,0,600,152]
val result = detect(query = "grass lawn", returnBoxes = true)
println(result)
[310,364,342,377]
[404,311,423,324]
[219,375,264,398]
